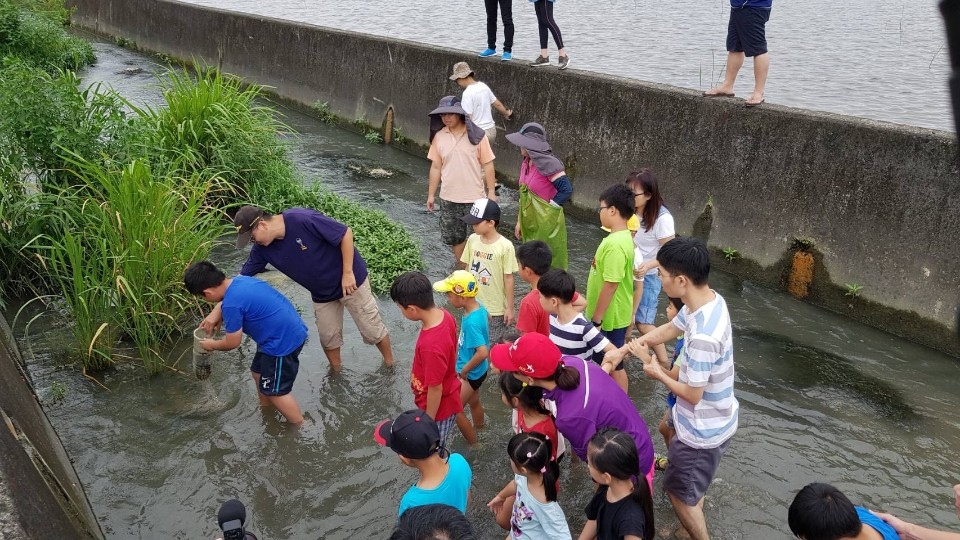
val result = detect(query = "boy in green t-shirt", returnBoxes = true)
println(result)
[586,184,636,391]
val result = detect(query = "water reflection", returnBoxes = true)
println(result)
[739,328,918,424]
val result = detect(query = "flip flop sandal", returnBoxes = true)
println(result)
[703,91,735,97]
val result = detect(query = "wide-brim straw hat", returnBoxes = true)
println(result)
[505,122,552,152]
[449,62,474,81]
[429,95,468,116]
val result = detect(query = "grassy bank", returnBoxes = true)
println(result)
[0,2,423,373]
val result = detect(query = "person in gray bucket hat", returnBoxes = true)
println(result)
[506,122,573,269]
[427,95,497,265]
[449,61,513,143]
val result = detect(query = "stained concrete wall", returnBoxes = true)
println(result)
[68,0,960,351]
[0,315,104,539]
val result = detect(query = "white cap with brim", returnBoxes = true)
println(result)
[461,198,501,225]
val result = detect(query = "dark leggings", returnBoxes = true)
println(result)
[533,0,563,50]
[484,0,514,52]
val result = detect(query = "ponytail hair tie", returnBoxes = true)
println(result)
[540,466,547,473]
[521,382,528,387]
[526,452,533,458]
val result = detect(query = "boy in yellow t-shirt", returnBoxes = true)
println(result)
[460,199,518,342]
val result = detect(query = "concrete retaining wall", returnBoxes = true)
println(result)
[68,0,960,351]
[0,315,104,539]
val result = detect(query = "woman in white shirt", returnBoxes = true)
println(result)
[625,169,674,367]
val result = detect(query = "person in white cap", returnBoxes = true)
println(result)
[449,62,513,143]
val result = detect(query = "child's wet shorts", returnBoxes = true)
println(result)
[250,342,304,396]
[467,370,489,391]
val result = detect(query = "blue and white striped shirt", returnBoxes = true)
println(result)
[548,313,610,361]
[671,292,739,449]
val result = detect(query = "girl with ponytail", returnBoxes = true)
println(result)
[581,428,655,540]
[487,432,571,539]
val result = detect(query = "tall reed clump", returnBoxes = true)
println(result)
[8,0,72,25]
[129,68,296,197]
[0,0,93,71]
[0,63,132,308]
[245,178,425,294]
[35,157,231,371]
[0,63,130,187]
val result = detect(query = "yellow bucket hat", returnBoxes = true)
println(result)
[432,270,479,298]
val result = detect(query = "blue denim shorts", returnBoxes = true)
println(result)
[635,273,662,325]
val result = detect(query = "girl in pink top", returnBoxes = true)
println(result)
[507,123,573,269]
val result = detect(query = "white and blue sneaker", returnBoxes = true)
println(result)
[501,51,513,61]
[478,48,498,58]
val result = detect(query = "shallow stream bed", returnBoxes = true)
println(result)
[9,40,959,539]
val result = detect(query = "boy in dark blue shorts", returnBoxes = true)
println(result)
[184,261,308,424]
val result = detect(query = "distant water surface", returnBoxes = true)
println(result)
[181,0,955,131]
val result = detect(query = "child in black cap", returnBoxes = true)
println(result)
[375,409,473,517]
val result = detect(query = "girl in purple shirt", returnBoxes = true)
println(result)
[490,333,655,489]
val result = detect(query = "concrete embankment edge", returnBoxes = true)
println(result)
[68,0,960,354]
[0,314,104,539]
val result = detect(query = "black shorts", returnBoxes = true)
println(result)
[467,370,489,391]
[250,342,304,397]
[727,6,770,57]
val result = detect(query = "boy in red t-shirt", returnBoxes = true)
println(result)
[390,271,471,446]
[515,240,585,336]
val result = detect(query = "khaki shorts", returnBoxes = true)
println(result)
[484,126,497,143]
[312,279,388,350]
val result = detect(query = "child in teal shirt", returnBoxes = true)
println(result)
[434,270,490,440]
[375,409,473,517]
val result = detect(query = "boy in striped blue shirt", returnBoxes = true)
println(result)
[537,268,629,391]
[626,237,739,540]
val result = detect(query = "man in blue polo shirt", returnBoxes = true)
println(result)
[185,261,308,424]
[703,0,773,108]
[199,206,395,372]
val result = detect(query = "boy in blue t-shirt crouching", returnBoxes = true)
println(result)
[184,261,308,424]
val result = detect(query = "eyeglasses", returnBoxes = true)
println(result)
[596,205,612,212]
[247,217,261,242]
